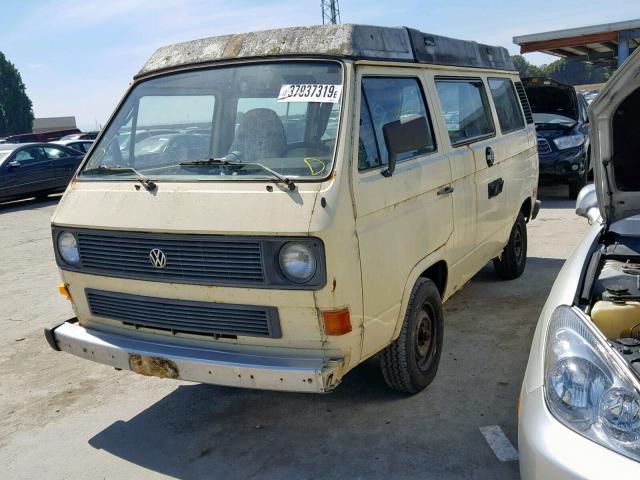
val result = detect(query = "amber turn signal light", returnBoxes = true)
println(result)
[58,283,72,301]
[322,307,352,336]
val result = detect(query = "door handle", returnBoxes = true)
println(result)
[486,146,495,167]
[488,178,504,199]
[437,185,454,196]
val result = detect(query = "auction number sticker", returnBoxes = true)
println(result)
[277,84,342,103]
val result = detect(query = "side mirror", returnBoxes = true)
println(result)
[576,184,600,223]
[7,161,20,169]
[381,115,429,177]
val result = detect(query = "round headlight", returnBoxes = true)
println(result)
[58,231,80,264]
[279,242,317,283]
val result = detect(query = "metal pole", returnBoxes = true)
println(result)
[618,30,630,67]
[321,0,340,25]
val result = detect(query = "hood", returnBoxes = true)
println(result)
[590,48,640,226]
[523,77,578,121]
[52,180,324,235]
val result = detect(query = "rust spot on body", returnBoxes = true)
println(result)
[129,354,179,379]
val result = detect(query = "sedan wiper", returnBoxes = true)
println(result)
[179,158,296,190]
[81,165,157,192]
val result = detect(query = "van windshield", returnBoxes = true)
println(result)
[82,61,343,182]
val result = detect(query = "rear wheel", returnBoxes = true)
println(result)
[380,278,444,394]
[493,212,527,280]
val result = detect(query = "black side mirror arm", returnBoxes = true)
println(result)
[381,153,397,177]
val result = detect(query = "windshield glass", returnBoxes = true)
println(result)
[82,61,343,181]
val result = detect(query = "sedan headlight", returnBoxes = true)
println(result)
[553,134,586,150]
[545,306,640,461]
[278,242,317,283]
[57,231,80,265]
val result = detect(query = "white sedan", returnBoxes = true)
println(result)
[519,48,640,478]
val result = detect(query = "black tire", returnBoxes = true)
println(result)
[380,278,444,394]
[493,212,527,280]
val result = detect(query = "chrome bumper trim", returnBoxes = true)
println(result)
[46,319,342,393]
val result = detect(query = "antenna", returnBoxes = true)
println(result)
[321,0,340,25]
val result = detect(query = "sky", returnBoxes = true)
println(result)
[1,0,639,131]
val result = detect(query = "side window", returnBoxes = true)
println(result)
[44,146,72,159]
[15,147,46,164]
[358,92,381,170]
[435,78,495,145]
[488,78,525,134]
[360,77,436,170]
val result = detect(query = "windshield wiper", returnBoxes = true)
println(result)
[81,165,157,192]
[179,158,296,190]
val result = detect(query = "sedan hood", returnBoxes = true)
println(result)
[590,48,640,226]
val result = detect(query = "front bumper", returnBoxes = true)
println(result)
[538,147,587,183]
[519,386,640,479]
[45,319,343,393]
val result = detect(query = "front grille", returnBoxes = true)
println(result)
[537,138,552,155]
[74,230,265,286]
[86,289,281,338]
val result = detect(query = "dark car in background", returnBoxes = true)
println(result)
[523,77,591,199]
[52,139,94,154]
[1,129,83,144]
[0,143,84,203]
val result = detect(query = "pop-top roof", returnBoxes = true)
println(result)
[137,24,514,77]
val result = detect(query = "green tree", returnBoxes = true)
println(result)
[511,55,615,85]
[512,55,544,78]
[0,52,34,136]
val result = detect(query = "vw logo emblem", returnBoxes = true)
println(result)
[149,248,167,268]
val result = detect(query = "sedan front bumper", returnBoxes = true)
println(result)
[45,319,343,393]
[519,386,640,479]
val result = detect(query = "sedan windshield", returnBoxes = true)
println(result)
[82,61,343,182]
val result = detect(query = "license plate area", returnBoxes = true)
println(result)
[128,354,179,379]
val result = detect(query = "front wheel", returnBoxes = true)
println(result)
[493,212,527,280]
[380,278,444,394]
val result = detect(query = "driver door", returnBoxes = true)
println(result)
[352,71,453,358]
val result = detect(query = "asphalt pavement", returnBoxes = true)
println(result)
[0,185,588,479]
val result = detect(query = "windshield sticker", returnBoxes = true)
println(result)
[277,84,342,103]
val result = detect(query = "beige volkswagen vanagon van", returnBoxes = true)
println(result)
[45,25,539,394]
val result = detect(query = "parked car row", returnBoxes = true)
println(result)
[0,142,87,203]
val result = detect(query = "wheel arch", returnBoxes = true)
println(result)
[391,253,448,341]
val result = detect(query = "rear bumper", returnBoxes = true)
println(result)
[45,319,343,393]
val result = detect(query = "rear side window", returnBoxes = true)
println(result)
[359,77,436,171]
[435,78,495,145]
[488,78,525,134]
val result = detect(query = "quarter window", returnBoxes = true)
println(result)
[435,79,495,145]
[488,78,525,133]
[359,77,436,171]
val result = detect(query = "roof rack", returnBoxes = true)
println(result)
[137,24,515,77]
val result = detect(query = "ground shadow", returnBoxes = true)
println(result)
[0,194,61,214]
[88,258,564,480]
